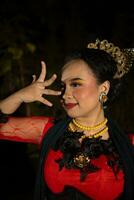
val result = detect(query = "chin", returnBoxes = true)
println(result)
[64,107,82,118]
[66,111,80,119]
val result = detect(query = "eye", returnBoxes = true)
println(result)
[70,82,82,88]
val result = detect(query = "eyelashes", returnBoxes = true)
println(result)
[70,82,82,87]
[60,81,82,89]
[58,81,82,98]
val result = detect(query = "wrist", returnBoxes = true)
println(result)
[14,90,24,104]
[0,92,23,114]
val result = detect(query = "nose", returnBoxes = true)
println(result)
[62,86,72,100]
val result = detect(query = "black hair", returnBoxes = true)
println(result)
[62,48,123,105]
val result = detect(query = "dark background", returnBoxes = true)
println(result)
[0,0,134,199]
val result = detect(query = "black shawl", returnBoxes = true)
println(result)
[34,117,134,200]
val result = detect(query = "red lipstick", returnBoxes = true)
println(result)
[64,103,78,109]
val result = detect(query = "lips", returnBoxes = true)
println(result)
[64,103,78,109]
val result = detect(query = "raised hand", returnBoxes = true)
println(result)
[18,61,61,106]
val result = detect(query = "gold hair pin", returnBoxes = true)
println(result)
[87,39,134,79]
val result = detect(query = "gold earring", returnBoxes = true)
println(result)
[99,92,108,105]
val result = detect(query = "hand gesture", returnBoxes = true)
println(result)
[19,61,61,106]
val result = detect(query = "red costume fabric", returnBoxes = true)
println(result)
[1,117,134,199]
[43,120,124,200]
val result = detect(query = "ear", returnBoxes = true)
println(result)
[99,80,110,95]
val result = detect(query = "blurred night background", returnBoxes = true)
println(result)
[0,0,134,199]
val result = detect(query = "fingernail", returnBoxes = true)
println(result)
[41,61,45,65]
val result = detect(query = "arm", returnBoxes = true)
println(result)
[0,61,61,143]
[0,116,50,144]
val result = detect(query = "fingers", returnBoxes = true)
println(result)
[38,88,61,106]
[39,97,53,107]
[43,89,61,96]
[37,61,47,82]
[32,75,36,83]
[37,61,57,87]
[43,74,57,87]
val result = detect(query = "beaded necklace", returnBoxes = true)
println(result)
[69,118,108,139]
[72,118,107,130]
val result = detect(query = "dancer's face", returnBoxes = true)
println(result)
[61,59,107,119]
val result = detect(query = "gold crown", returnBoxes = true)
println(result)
[87,39,134,78]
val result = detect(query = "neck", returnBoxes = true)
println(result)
[75,107,105,127]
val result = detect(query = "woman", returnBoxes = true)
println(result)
[0,39,134,200]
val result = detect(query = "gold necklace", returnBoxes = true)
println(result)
[72,118,107,131]
[69,122,108,139]
[81,126,108,139]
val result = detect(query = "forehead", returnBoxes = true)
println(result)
[61,60,96,81]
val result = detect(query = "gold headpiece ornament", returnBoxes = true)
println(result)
[87,39,134,78]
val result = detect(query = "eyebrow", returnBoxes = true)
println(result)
[61,78,83,84]
[70,78,83,81]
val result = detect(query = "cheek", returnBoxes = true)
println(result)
[73,86,99,101]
